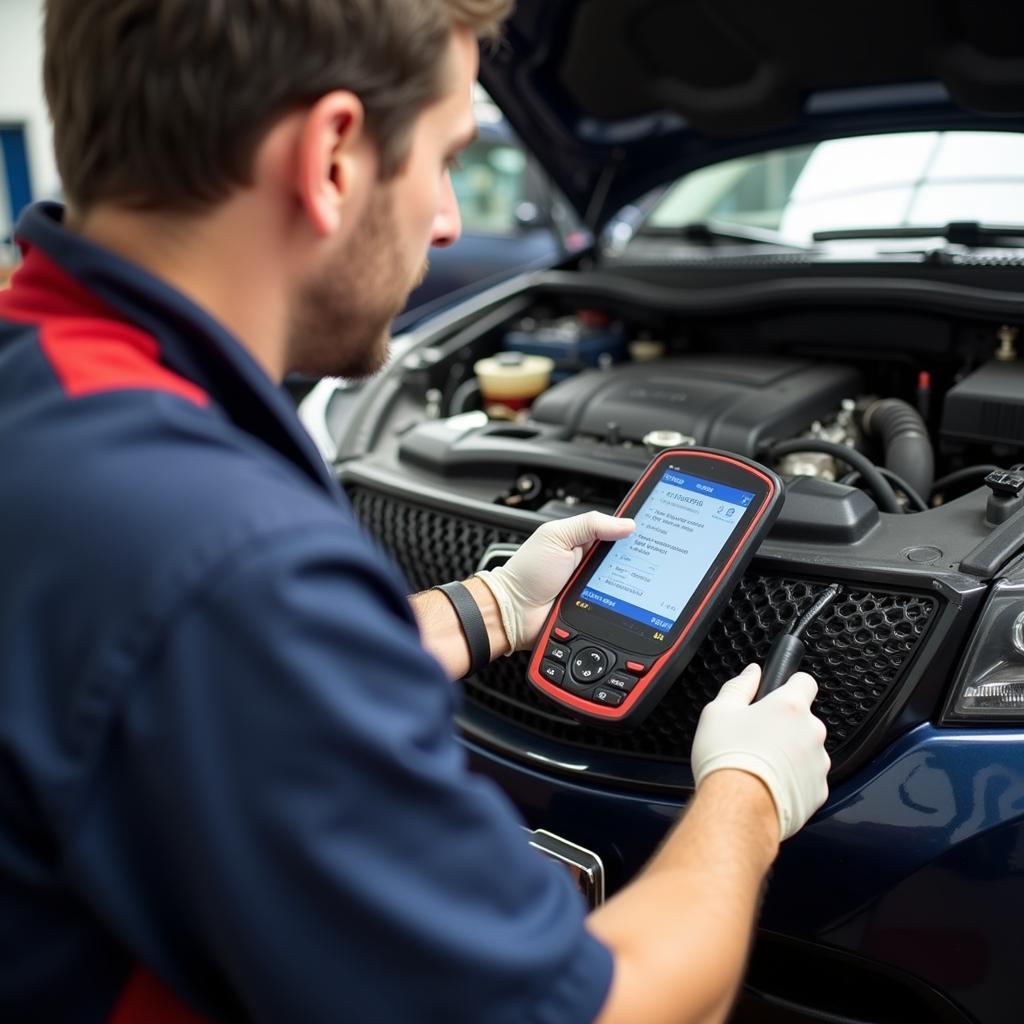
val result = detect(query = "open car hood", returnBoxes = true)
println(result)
[479,0,1024,231]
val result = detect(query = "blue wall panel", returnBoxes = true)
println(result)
[1,126,33,226]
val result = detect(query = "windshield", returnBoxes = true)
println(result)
[643,131,1024,245]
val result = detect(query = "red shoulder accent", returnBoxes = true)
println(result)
[0,244,208,406]
[39,318,208,406]
[0,243,115,323]
[108,967,212,1024]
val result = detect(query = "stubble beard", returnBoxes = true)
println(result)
[286,188,424,379]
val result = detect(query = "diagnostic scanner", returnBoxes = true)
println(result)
[527,447,784,725]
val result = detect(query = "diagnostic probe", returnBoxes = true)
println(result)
[755,585,842,700]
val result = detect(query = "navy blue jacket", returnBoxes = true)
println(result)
[0,204,612,1023]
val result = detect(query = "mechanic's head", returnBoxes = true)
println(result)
[42,0,513,377]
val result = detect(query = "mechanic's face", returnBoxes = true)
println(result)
[290,28,477,378]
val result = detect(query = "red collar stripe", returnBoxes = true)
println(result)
[0,245,208,407]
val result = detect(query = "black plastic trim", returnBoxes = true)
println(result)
[341,460,551,533]
[960,505,1024,577]
[531,269,1024,319]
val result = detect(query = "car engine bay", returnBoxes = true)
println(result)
[326,263,1024,789]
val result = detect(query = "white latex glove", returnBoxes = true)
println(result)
[690,664,830,842]
[475,511,635,651]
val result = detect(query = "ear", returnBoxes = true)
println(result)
[296,91,371,237]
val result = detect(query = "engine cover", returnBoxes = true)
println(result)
[529,355,862,455]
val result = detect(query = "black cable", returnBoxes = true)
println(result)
[881,470,929,512]
[837,467,928,512]
[931,464,1000,496]
[767,439,903,514]
[448,378,482,415]
[754,585,842,701]
[791,584,842,640]
[440,361,471,416]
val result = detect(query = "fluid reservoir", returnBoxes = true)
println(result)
[474,352,555,414]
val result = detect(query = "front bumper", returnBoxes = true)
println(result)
[465,723,1024,1023]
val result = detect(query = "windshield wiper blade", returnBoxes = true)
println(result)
[641,219,812,251]
[813,221,1024,246]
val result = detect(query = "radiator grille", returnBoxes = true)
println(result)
[349,487,528,591]
[348,486,938,763]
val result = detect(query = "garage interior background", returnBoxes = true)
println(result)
[0,0,66,273]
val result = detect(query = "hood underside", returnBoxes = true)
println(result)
[480,0,1024,229]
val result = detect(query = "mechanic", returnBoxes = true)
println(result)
[0,2,830,1022]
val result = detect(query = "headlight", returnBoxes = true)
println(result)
[944,578,1024,721]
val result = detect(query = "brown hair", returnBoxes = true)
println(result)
[43,0,513,213]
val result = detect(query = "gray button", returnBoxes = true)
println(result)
[604,671,638,693]
[540,661,565,685]
[546,642,571,662]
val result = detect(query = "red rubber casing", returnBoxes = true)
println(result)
[526,448,783,725]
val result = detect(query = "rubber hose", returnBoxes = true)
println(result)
[931,464,999,496]
[448,378,482,415]
[862,398,934,501]
[837,468,928,512]
[767,439,903,514]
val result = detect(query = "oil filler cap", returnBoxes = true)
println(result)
[642,429,695,454]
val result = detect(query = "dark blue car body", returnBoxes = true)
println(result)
[463,724,1024,1023]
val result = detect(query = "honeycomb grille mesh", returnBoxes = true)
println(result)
[349,487,528,592]
[348,486,939,762]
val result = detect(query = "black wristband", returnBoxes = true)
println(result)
[434,581,491,676]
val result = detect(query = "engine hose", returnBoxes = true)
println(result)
[862,398,934,501]
[838,468,928,512]
[448,378,482,415]
[767,439,903,514]
[931,464,999,497]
